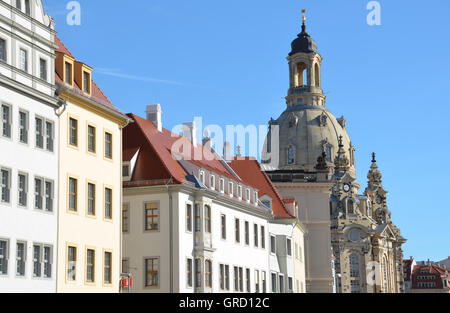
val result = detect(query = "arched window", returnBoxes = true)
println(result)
[295,63,308,86]
[314,63,320,87]
[287,146,295,165]
[347,199,354,214]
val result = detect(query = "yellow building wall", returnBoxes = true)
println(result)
[56,94,124,293]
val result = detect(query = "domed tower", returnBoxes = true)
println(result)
[262,11,356,176]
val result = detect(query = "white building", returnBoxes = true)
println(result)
[0,0,60,292]
[121,106,306,293]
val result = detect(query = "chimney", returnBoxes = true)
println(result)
[146,104,162,132]
[202,129,212,150]
[223,141,232,162]
[182,122,197,146]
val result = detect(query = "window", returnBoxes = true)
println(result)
[238,185,242,199]
[199,171,205,184]
[65,62,72,85]
[87,125,96,153]
[287,238,292,256]
[1,104,11,138]
[279,275,285,293]
[35,178,52,212]
[271,273,277,292]
[246,268,251,292]
[122,204,129,233]
[261,226,265,249]
[20,49,27,72]
[0,38,6,62]
[298,245,303,262]
[195,204,201,233]
[239,267,244,292]
[246,189,250,202]
[220,264,225,290]
[122,259,130,274]
[0,240,8,275]
[122,164,130,177]
[1,168,11,203]
[205,260,212,288]
[186,203,192,232]
[24,0,30,15]
[204,205,211,233]
[244,221,249,245]
[105,132,113,159]
[18,173,27,207]
[235,219,240,243]
[195,259,201,288]
[83,71,91,93]
[326,146,332,163]
[34,178,42,210]
[288,146,295,165]
[262,271,267,293]
[288,277,293,293]
[221,214,226,239]
[69,118,78,147]
[68,177,77,212]
[87,183,96,216]
[145,203,159,231]
[35,117,44,148]
[40,58,47,81]
[45,121,54,152]
[270,235,276,254]
[44,180,53,212]
[19,111,28,143]
[234,267,239,291]
[254,191,258,204]
[254,224,259,247]
[16,0,21,10]
[210,175,215,190]
[228,182,233,197]
[225,265,230,291]
[86,249,95,283]
[104,251,112,285]
[16,242,26,277]
[67,246,76,281]
[104,188,112,220]
[262,200,271,209]
[349,253,360,278]
[351,280,360,293]
[43,246,52,278]
[219,179,224,193]
[255,270,260,293]
[187,259,193,288]
[33,245,41,277]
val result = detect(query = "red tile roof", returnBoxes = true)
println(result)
[411,264,450,290]
[54,35,128,119]
[123,114,241,185]
[228,157,296,219]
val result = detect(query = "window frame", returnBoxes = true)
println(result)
[103,250,113,286]
[0,239,9,276]
[86,181,96,217]
[66,244,77,282]
[1,103,12,139]
[144,202,159,232]
[18,110,29,144]
[17,172,28,207]
[19,47,28,72]
[68,116,78,148]
[204,205,211,234]
[67,176,78,213]
[15,241,26,277]
[86,123,97,155]
[186,202,193,233]
[85,247,96,285]
[103,186,113,221]
[0,37,6,63]
[104,131,113,160]
[1,167,11,204]
[39,58,48,81]
[122,203,130,233]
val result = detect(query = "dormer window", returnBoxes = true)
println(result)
[219,178,225,193]
[16,0,21,10]
[254,191,259,205]
[83,71,91,94]
[210,175,215,190]
[246,189,251,203]
[238,185,242,200]
[122,162,131,181]
[24,0,30,15]
[65,62,73,85]
[199,171,205,185]
[228,182,233,198]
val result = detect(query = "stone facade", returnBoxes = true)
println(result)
[263,14,406,293]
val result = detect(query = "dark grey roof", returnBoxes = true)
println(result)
[289,24,318,56]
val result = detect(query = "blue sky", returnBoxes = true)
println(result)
[43,0,450,262]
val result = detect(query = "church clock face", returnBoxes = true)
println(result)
[343,183,350,192]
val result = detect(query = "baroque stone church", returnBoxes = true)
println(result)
[262,12,406,293]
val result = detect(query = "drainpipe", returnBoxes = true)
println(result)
[167,185,174,293]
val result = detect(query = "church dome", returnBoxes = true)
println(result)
[262,105,356,175]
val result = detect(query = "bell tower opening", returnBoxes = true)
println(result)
[314,63,321,87]
[295,62,308,86]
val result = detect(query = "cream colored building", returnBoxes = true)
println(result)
[54,36,130,293]
[262,14,406,293]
